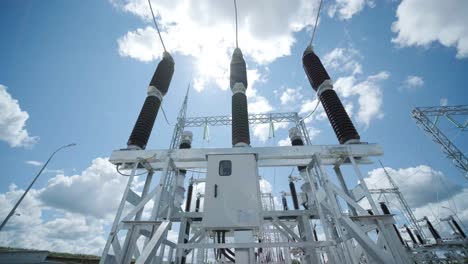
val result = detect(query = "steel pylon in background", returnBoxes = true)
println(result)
[412,105,468,180]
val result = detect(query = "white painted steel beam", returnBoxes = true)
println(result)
[109,144,383,170]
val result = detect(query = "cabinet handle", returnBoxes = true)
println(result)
[214,184,218,198]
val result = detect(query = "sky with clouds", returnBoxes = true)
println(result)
[0,0,467,255]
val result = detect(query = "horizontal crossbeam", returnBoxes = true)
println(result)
[184,112,300,127]
[110,144,383,170]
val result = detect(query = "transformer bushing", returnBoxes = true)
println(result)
[302,45,360,144]
[230,48,250,147]
[127,52,175,149]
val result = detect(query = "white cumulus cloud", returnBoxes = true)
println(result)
[39,157,131,219]
[334,71,389,128]
[0,157,137,255]
[253,122,288,143]
[440,97,448,106]
[25,160,43,167]
[0,84,38,148]
[392,0,468,59]
[366,165,463,208]
[280,87,302,105]
[365,165,467,239]
[328,0,375,20]
[0,184,106,255]
[114,0,321,90]
[277,137,291,147]
[245,69,273,114]
[323,47,362,75]
[402,75,424,91]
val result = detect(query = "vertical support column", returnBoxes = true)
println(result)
[301,214,320,264]
[196,235,207,263]
[142,158,173,262]
[100,163,139,264]
[155,244,166,264]
[234,230,255,264]
[148,158,172,222]
[313,156,357,264]
[334,166,357,216]
[303,164,339,263]
[177,179,193,264]
[167,246,174,264]
[122,171,154,264]
[287,128,321,263]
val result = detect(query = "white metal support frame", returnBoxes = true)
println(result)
[101,105,465,263]
[101,137,419,263]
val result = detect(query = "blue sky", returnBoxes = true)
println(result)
[0,0,467,255]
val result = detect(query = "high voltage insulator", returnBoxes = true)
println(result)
[426,218,441,241]
[302,46,360,144]
[282,194,288,211]
[175,131,192,208]
[405,225,418,245]
[195,194,201,212]
[127,52,175,149]
[289,181,300,210]
[230,48,250,147]
[185,181,194,213]
[289,127,306,171]
[380,202,405,246]
[414,229,425,245]
[451,217,466,239]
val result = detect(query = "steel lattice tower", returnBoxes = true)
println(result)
[412,105,468,180]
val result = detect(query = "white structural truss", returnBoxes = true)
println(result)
[100,96,467,263]
[101,142,413,264]
[412,105,468,180]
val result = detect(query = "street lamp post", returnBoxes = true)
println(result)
[0,143,76,231]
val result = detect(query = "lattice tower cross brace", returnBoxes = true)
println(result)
[412,105,468,180]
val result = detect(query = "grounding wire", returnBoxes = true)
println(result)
[309,0,324,46]
[116,164,148,176]
[161,77,194,127]
[301,97,321,122]
[233,0,239,48]
[147,0,167,52]
[160,105,173,126]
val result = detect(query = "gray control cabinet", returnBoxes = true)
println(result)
[202,154,261,229]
